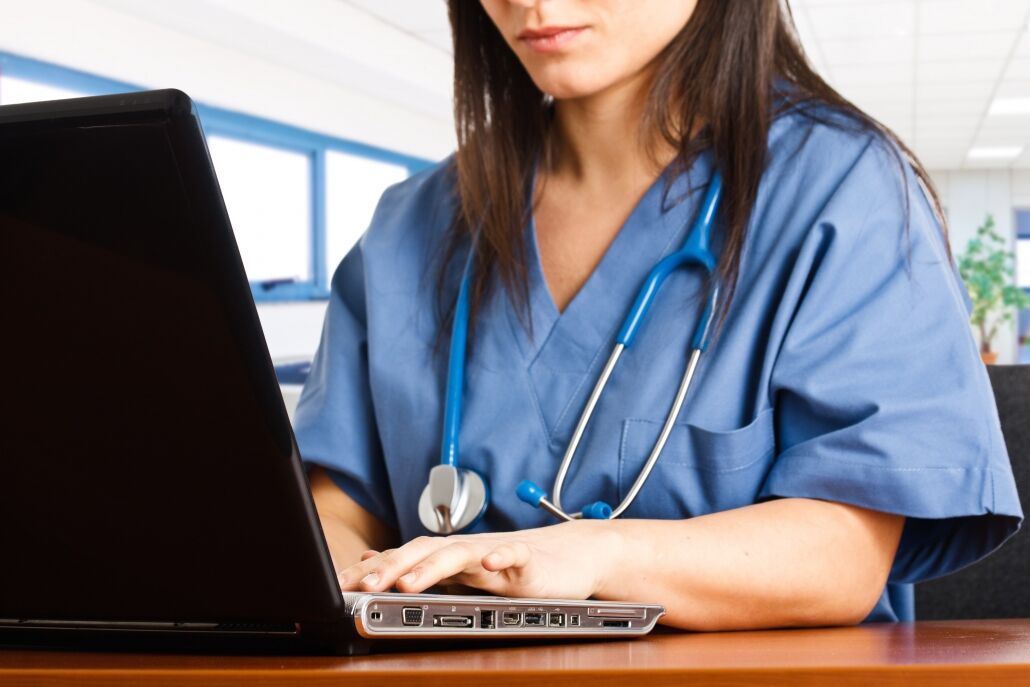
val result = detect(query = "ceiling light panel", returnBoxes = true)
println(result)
[989,97,1030,115]
[967,146,1024,159]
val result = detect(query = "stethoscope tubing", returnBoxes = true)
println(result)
[550,174,723,518]
[430,169,724,531]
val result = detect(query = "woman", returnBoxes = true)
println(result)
[294,0,1021,630]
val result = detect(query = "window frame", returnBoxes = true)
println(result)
[0,51,434,302]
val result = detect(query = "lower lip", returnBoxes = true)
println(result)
[519,27,586,53]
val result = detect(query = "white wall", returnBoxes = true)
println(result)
[929,169,1029,363]
[256,302,328,362]
[0,0,455,161]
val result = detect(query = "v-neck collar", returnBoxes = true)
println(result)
[507,151,716,368]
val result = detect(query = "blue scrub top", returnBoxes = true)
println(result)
[294,107,1022,623]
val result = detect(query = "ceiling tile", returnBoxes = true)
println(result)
[919,0,1030,34]
[819,35,913,64]
[806,2,917,40]
[917,98,989,116]
[995,78,1030,98]
[918,80,994,101]
[1016,32,1030,58]
[918,30,1019,61]
[1004,59,1030,81]
[829,61,915,85]
[838,83,914,106]
[977,121,1030,140]
[915,113,981,126]
[918,59,1006,83]
[917,150,966,168]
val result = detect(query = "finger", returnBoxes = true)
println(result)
[481,542,532,572]
[338,548,397,590]
[394,541,488,593]
[341,536,448,591]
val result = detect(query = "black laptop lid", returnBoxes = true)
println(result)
[0,90,342,625]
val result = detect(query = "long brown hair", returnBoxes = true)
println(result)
[441,0,945,338]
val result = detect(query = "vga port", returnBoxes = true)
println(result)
[402,607,424,626]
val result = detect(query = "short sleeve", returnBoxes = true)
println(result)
[759,138,1022,584]
[293,238,398,529]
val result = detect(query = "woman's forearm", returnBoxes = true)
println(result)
[308,467,397,573]
[593,498,905,630]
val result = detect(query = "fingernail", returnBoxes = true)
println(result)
[398,571,418,585]
[361,572,379,587]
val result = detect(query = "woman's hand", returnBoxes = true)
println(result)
[337,520,618,600]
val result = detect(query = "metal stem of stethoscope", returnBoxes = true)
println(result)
[551,287,718,520]
[525,171,723,522]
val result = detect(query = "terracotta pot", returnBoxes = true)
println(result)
[981,351,998,365]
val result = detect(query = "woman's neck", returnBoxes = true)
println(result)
[545,63,674,190]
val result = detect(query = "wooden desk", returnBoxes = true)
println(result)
[2,619,1030,686]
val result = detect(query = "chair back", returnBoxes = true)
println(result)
[915,364,1030,619]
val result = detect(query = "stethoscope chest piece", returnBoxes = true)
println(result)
[418,464,488,534]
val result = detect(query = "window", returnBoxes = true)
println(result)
[0,51,431,300]
[1018,210,1030,289]
[0,74,87,105]
[207,136,312,284]
[1016,210,1030,362]
[325,151,409,278]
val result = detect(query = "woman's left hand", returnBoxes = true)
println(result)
[337,520,618,600]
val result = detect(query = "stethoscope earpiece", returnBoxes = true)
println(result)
[516,480,613,521]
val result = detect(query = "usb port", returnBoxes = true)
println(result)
[549,613,565,627]
[402,607,424,626]
[524,612,546,626]
[601,619,631,628]
[569,614,581,627]
[480,610,495,629]
[501,612,522,626]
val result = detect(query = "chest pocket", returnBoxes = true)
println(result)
[617,408,776,518]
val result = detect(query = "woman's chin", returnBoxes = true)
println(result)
[529,72,612,102]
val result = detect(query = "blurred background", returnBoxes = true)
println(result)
[2,0,1028,416]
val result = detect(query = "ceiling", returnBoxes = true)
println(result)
[345,0,1030,171]
[73,0,1030,170]
[791,0,1030,170]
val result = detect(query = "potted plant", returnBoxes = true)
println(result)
[957,214,1030,364]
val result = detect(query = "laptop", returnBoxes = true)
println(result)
[0,90,664,654]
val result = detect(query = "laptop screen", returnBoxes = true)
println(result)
[0,92,341,625]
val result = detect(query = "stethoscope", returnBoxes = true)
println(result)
[418,171,723,534]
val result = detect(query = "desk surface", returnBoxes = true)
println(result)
[3,619,1030,686]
